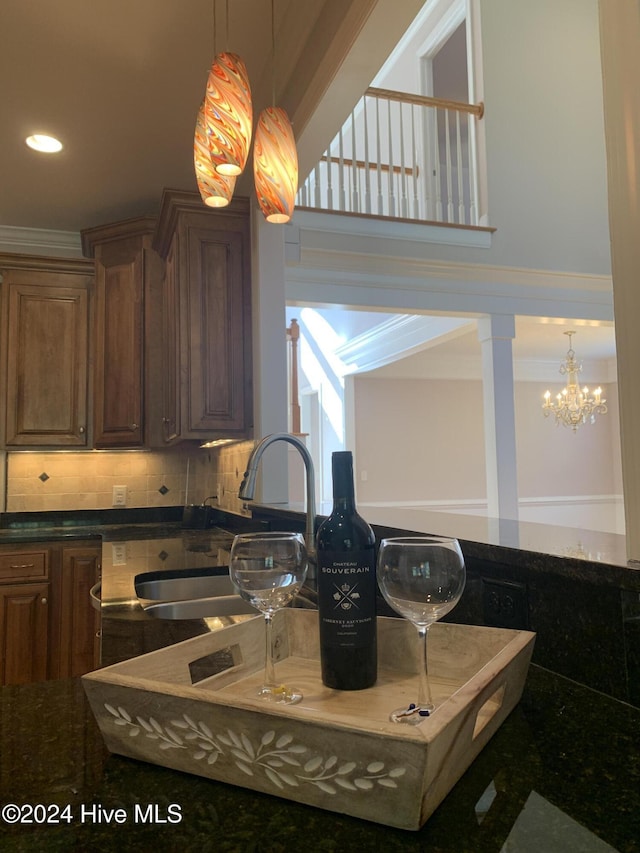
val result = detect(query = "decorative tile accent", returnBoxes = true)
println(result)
[158,485,169,495]
[158,550,169,562]
[39,472,50,482]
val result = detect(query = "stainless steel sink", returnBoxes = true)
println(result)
[134,566,256,620]
[139,595,256,620]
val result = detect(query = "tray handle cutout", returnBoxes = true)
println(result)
[472,683,505,740]
[189,644,243,684]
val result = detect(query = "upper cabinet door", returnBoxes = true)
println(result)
[82,218,158,448]
[1,258,93,447]
[154,191,253,443]
[184,223,251,433]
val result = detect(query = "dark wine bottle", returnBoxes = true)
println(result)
[316,451,377,690]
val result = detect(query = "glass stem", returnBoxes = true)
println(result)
[264,613,277,687]
[417,625,434,710]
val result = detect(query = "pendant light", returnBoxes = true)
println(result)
[253,0,298,223]
[194,99,236,207]
[204,1,253,177]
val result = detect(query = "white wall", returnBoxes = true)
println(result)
[477,0,611,274]
[297,0,611,277]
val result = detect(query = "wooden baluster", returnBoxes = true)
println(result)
[326,138,333,210]
[376,97,383,215]
[338,127,346,211]
[411,104,420,220]
[444,108,454,222]
[387,99,395,217]
[351,109,359,213]
[456,111,465,224]
[286,319,302,435]
[313,165,321,208]
[364,96,372,214]
[468,113,478,225]
[399,102,408,218]
[434,108,443,222]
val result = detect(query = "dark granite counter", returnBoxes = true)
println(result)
[250,503,640,710]
[0,507,219,544]
[0,666,638,852]
[1,506,639,850]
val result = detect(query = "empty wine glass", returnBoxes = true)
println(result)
[377,536,466,724]
[229,531,308,704]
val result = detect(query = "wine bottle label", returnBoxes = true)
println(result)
[318,550,376,648]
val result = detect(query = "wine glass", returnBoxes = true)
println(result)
[229,531,308,704]
[377,536,466,724]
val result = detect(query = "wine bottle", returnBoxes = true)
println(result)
[316,451,377,689]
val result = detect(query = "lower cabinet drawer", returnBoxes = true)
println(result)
[0,551,49,582]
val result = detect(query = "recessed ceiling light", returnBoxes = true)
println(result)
[25,134,63,153]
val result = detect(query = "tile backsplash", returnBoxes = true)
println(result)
[4,442,256,515]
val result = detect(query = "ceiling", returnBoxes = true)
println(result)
[1,1,617,367]
[0,0,425,233]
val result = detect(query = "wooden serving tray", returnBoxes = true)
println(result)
[82,611,535,830]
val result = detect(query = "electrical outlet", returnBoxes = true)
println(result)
[482,578,529,630]
[111,543,127,566]
[112,485,128,507]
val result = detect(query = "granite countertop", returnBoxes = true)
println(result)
[1,508,638,849]
[0,666,638,852]
[251,502,640,591]
[0,508,189,544]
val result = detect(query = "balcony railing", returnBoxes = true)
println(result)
[297,87,484,227]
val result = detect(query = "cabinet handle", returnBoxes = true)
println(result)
[41,598,47,605]
[9,563,35,569]
[132,423,138,430]
[79,426,85,434]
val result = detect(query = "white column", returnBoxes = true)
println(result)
[477,314,519,521]
[599,0,640,564]
[250,203,289,503]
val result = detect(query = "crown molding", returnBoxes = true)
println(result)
[335,314,473,373]
[0,225,83,257]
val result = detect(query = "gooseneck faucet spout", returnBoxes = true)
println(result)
[239,433,317,570]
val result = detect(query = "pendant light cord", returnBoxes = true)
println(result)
[271,0,276,106]
[212,0,216,55]
[226,0,229,50]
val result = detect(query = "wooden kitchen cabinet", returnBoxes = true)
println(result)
[0,583,50,686]
[153,190,253,443]
[81,217,163,448]
[0,546,51,686]
[0,255,93,447]
[0,540,101,686]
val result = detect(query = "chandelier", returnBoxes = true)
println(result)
[542,331,607,432]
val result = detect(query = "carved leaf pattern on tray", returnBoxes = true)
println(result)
[103,703,407,794]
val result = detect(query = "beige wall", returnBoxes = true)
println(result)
[353,375,622,521]
[353,377,487,503]
[515,381,621,499]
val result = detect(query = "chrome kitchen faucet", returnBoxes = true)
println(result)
[239,433,317,576]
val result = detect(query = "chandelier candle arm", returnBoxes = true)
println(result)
[542,331,608,432]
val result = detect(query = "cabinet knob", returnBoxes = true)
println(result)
[41,597,47,605]
[132,423,138,430]
[79,426,85,434]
